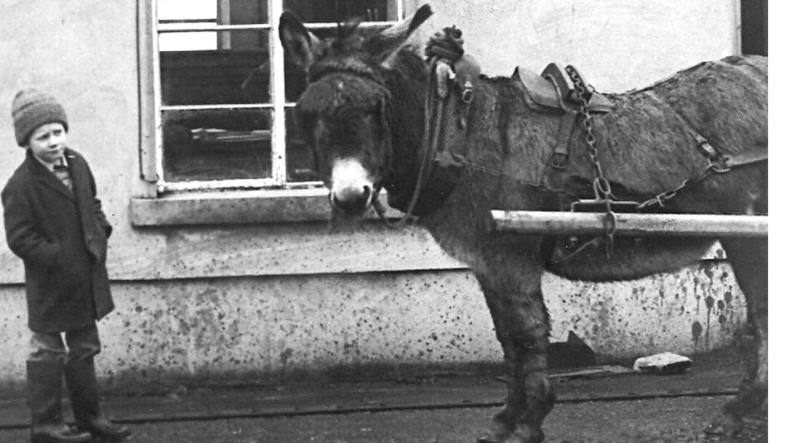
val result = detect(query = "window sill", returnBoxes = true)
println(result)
[130,188,402,226]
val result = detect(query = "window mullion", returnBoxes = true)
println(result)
[161,104,274,111]
[269,0,286,185]
[152,0,166,187]
[157,23,272,32]
[147,0,401,192]
[217,0,231,49]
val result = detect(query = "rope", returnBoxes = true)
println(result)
[375,27,467,229]
[374,60,444,229]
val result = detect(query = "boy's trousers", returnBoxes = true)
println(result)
[27,322,103,428]
[29,323,101,364]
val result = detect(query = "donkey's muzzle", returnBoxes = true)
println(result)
[330,186,374,215]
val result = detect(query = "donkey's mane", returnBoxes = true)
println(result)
[329,18,366,54]
[300,27,426,121]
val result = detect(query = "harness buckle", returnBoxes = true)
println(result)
[461,82,474,103]
[695,134,721,160]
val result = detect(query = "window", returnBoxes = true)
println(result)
[143,0,403,194]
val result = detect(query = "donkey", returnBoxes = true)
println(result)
[279,5,767,442]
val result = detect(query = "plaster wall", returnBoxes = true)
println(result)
[0,261,744,392]
[0,0,748,390]
[416,0,739,92]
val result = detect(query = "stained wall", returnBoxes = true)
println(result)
[0,0,746,392]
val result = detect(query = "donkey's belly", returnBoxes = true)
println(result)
[545,236,716,282]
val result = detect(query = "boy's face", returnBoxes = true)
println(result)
[27,122,67,164]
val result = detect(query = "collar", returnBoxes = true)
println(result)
[30,149,69,172]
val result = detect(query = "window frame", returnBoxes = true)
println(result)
[135,0,405,225]
[138,0,404,194]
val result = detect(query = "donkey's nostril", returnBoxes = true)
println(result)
[330,186,373,215]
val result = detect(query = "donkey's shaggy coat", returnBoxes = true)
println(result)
[280,6,767,442]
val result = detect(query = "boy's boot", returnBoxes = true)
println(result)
[27,361,92,443]
[64,357,131,441]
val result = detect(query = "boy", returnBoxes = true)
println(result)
[2,89,131,443]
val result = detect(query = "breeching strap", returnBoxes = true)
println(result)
[635,137,768,211]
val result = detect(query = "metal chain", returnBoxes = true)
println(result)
[636,165,715,210]
[566,67,612,202]
[565,65,616,256]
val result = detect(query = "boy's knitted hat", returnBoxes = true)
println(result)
[11,89,68,146]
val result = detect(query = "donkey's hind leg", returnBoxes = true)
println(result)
[709,237,768,436]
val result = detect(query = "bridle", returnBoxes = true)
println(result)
[370,26,482,229]
[299,29,478,229]
[302,58,397,213]
[370,59,444,228]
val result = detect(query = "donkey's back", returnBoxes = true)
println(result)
[631,54,767,157]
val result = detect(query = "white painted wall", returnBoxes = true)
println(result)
[0,0,748,391]
[0,263,745,393]
[413,0,740,92]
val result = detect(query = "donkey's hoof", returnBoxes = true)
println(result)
[477,420,513,443]
[724,385,767,418]
[704,413,744,438]
[477,434,507,443]
[503,425,544,443]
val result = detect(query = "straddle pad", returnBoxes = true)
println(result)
[513,65,613,114]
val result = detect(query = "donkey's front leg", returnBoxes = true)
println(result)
[475,273,554,443]
[504,291,555,443]
[477,324,526,443]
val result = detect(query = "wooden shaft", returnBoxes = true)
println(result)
[490,210,768,237]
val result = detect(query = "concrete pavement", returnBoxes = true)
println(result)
[0,347,766,442]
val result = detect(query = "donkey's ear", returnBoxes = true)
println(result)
[279,10,322,72]
[365,4,433,61]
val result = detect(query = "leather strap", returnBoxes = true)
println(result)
[695,134,768,171]
[723,148,768,169]
[552,112,576,169]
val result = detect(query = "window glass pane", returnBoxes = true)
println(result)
[223,0,270,26]
[159,26,219,51]
[157,0,217,51]
[157,0,269,27]
[162,109,272,182]
[281,0,396,102]
[158,0,217,21]
[285,107,319,182]
[283,0,389,22]
[160,29,270,106]
[151,0,398,188]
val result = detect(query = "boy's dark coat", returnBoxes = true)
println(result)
[2,148,113,332]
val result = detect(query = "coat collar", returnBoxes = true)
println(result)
[26,148,75,200]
